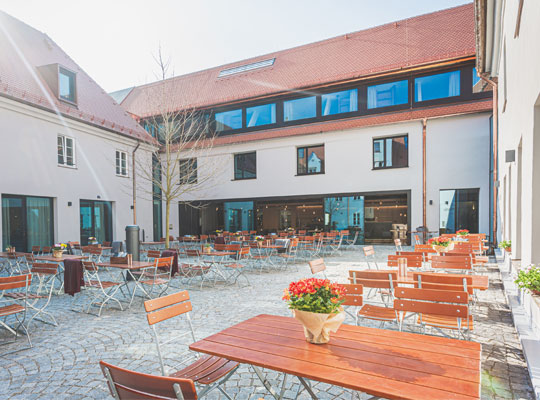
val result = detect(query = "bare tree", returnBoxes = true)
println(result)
[135,47,221,248]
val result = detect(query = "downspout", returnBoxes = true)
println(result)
[479,73,498,249]
[422,118,427,243]
[132,141,141,225]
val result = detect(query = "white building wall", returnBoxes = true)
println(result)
[175,113,491,237]
[494,0,540,264]
[0,96,154,246]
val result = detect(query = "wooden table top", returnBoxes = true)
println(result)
[190,314,481,400]
[202,251,235,257]
[0,252,28,257]
[35,254,88,262]
[96,261,154,270]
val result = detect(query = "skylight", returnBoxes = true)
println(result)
[218,58,275,78]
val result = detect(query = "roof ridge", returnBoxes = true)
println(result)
[127,3,473,92]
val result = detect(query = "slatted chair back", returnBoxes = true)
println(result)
[393,287,470,335]
[82,260,99,272]
[185,249,200,258]
[41,246,52,254]
[363,246,380,269]
[110,256,128,264]
[450,242,476,253]
[341,284,363,307]
[413,272,473,295]
[0,273,32,291]
[31,246,41,254]
[348,270,397,289]
[214,244,228,251]
[31,262,58,276]
[414,245,436,253]
[431,255,472,272]
[0,274,32,347]
[99,360,197,400]
[146,250,162,260]
[387,254,422,268]
[309,258,327,277]
[144,291,196,375]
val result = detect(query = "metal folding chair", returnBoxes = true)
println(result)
[144,291,238,399]
[0,274,32,352]
[82,261,124,316]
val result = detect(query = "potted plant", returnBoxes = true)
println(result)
[515,265,540,296]
[428,236,454,253]
[203,243,212,254]
[52,243,67,258]
[5,245,15,254]
[499,240,512,253]
[456,229,469,236]
[283,278,345,344]
[88,237,97,245]
[254,235,265,247]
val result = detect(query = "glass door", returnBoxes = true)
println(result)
[2,195,53,252]
[439,189,479,234]
[80,200,112,245]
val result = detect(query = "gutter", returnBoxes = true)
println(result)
[132,141,141,224]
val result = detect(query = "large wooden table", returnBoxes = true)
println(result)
[190,314,481,400]
[96,261,154,270]
[35,254,88,262]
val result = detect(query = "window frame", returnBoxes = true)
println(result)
[372,135,409,170]
[58,66,77,105]
[245,103,276,128]
[214,108,243,133]
[57,134,76,168]
[179,158,198,185]
[366,79,409,110]
[115,150,128,177]
[321,88,358,116]
[233,152,257,181]
[283,95,318,123]
[296,144,325,176]
[413,69,462,105]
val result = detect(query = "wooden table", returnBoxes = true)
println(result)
[35,254,88,262]
[190,314,481,400]
[0,252,28,257]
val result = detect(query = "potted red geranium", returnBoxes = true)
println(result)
[283,278,345,344]
[456,229,469,236]
[428,236,454,253]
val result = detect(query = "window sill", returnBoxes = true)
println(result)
[295,172,325,176]
[58,163,77,169]
[372,166,409,171]
[232,177,257,181]
[116,174,129,178]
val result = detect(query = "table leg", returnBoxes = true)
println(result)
[298,377,318,400]
[251,365,283,400]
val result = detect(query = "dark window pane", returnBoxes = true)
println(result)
[297,145,324,175]
[57,136,64,164]
[373,136,408,169]
[284,97,316,122]
[234,152,256,179]
[215,109,242,131]
[367,80,408,109]
[59,68,76,103]
[415,70,460,102]
[321,89,358,116]
[246,104,276,127]
[440,189,479,234]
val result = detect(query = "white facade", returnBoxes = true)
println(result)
[173,112,492,238]
[0,95,155,247]
[484,0,540,264]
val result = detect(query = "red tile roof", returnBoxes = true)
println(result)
[0,11,155,144]
[122,3,477,118]
[182,99,492,149]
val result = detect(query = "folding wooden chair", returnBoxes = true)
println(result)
[132,257,174,305]
[179,250,213,288]
[363,246,380,269]
[82,261,124,316]
[394,287,472,339]
[309,258,328,278]
[341,283,363,325]
[394,239,403,252]
[0,274,32,351]
[146,250,162,261]
[387,254,423,269]
[144,291,238,399]
[222,246,251,287]
[100,360,198,400]
[348,270,398,327]
[31,246,41,255]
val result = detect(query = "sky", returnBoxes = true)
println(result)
[0,0,471,93]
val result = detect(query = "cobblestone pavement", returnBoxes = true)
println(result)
[0,246,535,399]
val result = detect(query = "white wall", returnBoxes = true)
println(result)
[494,0,540,264]
[171,113,491,236]
[0,96,154,246]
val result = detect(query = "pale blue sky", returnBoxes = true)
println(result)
[0,0,470,92]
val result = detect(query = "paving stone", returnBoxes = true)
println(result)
[0,246,534,399]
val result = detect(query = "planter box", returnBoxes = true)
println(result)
[519,288,540,338]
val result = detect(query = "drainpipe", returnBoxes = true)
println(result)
[478,73,498,249]
[132,141,141,224]
[422,118,427,242]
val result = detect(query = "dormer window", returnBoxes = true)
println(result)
[58,67,76,104]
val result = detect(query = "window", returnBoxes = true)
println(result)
[373,136,408,169]
[58,67,76,103]
[439,189,479,234]
[367,80,408,109]
[246,104,276,127]
[284,97,316,122]
[218,58,275,77]
[297,145,325,175]
[234,152,256,180]
[179,158,197,184]
[115,150,128,177]
[414,70,460,102]
[321,89,358,116]
[472,67,481,87]
[57,135,75,167]
[215,109,242,131]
